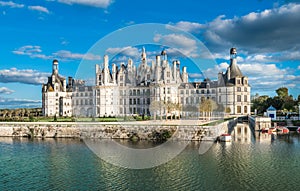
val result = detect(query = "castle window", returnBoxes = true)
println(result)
[212,89,215,94]
[244,87,247,92]
[147,74,150,79]
[201,90,205,94]
[245,80,247,85]
[167,88,170,94]
[219,96,221,102]
[244,106,247,113]
[129,99,132,105]
[120,75,123,81]
[137,90,140,96]
[167,72,170,78]
[180,90,184,94]
[237,79,241,84]
[237,106,241,113]
[186,90,189,94]
[237,87,241,92]
[133,90,136,96]
[219,89,221,93]
[237,95,241,102]
[244,95,247,102]
[207,90,210,94]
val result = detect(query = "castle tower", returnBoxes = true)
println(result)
[52,59,59,75]
[141,47,147,63]
[227,48,242,80]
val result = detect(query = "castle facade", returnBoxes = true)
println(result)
[42,48,251,117]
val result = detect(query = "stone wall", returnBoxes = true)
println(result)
[0,120,237,141]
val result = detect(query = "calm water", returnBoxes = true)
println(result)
[1,124,300,191]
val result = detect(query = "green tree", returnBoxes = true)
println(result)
[251,95,269,114]
[276,87,288,98]
[199,99,217,120]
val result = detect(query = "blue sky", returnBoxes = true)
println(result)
[0,0,300,108]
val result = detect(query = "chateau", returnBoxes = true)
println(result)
[42,48,251,117]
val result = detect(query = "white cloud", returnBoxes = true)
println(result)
[57,0,113,8]
[168,21,204,33]
[0,97,41,109]
[298,65,300,70]
[12,45,100,61]
[53,50,101,61]
[106,46,140,58]
[0,1,24,8]
[203,62,229,79]
[28,6,50,14]
[153,34,198,58]
[204,3,300,54]
[0,68,50,85]
[0,87,14,94]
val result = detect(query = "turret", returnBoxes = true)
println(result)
[63,79,66,92]
[52,59,59,75]
[112,63,117,84]
[141,47,147,62]
[182,66,188,83]
[161,49,167,61]
[103,55,109,69]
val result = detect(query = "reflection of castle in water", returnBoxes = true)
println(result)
[232,123,252,143]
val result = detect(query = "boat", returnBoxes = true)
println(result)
[277,126,290,134]
[297,127,300,133]
[219,133,232,142]
[268,127,277,134]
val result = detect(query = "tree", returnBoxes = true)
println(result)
[251,95,269,114]
[174,103,182,119]
[282,96,295,111]
[276,87,288,98]
[149,100,164,120]
[199,99,217,120]
[165,101,176,120]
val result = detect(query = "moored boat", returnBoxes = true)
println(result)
[297,127,300,133]
[277,126,290,134]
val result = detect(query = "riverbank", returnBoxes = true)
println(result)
[0,119,237,141]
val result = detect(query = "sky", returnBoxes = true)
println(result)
[0,0,300,108]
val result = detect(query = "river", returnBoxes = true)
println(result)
[1,123,300,190]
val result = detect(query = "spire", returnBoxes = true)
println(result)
[141,47,146,61]
[226,48,242,79]
[52,59,59,75]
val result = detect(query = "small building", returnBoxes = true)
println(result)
[266,105,276,120]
